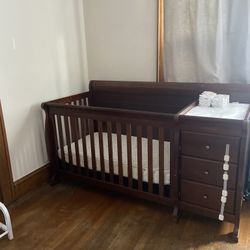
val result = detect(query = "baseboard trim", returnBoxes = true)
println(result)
[14,164,50,200]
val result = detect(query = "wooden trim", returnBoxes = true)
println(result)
[14,164,50,200]
[157,0,165,82]
[0,101,14,204]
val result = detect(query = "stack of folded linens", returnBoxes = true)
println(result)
[211,94,230,108]
[199,91,217,107]
[199,91,230,108]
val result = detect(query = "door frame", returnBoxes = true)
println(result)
[0,101,14,203]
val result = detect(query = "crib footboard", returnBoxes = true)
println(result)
[42,101,179,205]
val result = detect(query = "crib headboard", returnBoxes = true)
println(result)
[89,81,201,114]
[89,81,250,113]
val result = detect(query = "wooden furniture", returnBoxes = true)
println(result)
[0,101,14,204]
[42,81,250,242]
[178,110,250,242]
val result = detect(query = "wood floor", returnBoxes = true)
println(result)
[0,183,250,250]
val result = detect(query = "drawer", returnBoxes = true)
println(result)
[181,131,240,163]
[181,180,235,214]
[181,156,237,189]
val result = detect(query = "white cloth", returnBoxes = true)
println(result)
[211,94,230,108]
[199,91,217,107]
[58,132,171,185]
[164,0,250,84]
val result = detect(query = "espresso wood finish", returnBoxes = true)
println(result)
[181,131,240,163]
[41,81,250,243]
[0,101,14,204]
[14,164,49,200]
[178,112,250,243]
[181,180,235,214]
[181,156,237,189]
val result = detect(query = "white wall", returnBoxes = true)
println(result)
[0,0,89,181]
[83,0,157,82]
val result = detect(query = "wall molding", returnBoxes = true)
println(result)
[14,164,50,200]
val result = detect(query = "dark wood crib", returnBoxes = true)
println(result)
[42,81,250,242]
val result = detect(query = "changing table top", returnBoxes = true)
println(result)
[185,103,249,120]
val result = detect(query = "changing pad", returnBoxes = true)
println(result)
[185,103,249,120]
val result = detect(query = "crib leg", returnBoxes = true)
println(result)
[173,205,179,217]
[50,173,60,186]
[173,205,181,223]
[0,202,14,240]
[231,224,239,243]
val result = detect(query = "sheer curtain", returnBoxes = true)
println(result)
[164,0,250,198]
[164,0,250,84]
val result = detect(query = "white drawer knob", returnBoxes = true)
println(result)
[205,145,210,150]
[203,194,208,199]
[204,170,209,175]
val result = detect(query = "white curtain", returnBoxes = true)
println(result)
[164,0,250,84]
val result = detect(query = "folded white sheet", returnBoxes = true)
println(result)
[199,91,217,107]
[211,94,230,108]
[58,132,170,185]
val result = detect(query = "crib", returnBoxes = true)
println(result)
[41,81,201,207]
[42,81,250,242]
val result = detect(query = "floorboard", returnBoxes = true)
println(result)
[0,183,249,250]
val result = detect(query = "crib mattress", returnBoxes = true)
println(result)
[58,132,170,185]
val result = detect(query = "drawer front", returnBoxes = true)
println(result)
[181,132,240,163]
[181,180,235,214]
[181,156,237,189]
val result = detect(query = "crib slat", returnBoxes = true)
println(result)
[137,125,143,191]
[147,126,153,193]
[89,119,97,178]
[54,115,59,150]
[107,121,114,182]
[71,116,81,174]
[56,115,65,169]
[83,98,87,106]
[159,127,164,196]
[80,118,89,175]
[116,123,123,185]
[64,116,73,167]
[126,124,133,188]
[50,115,60,172]
[98,120,105,181]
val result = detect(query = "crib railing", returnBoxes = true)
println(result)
[44,92,90,106]
[42,99,178,203]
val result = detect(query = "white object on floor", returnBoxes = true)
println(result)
[58,132,170,185]
[211,94,230,108]
[199,91,217,107]
[185,103,249,120]
[0,202,13,240]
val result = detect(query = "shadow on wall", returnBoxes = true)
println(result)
[10,105,47,181]
[52,1,88,97]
